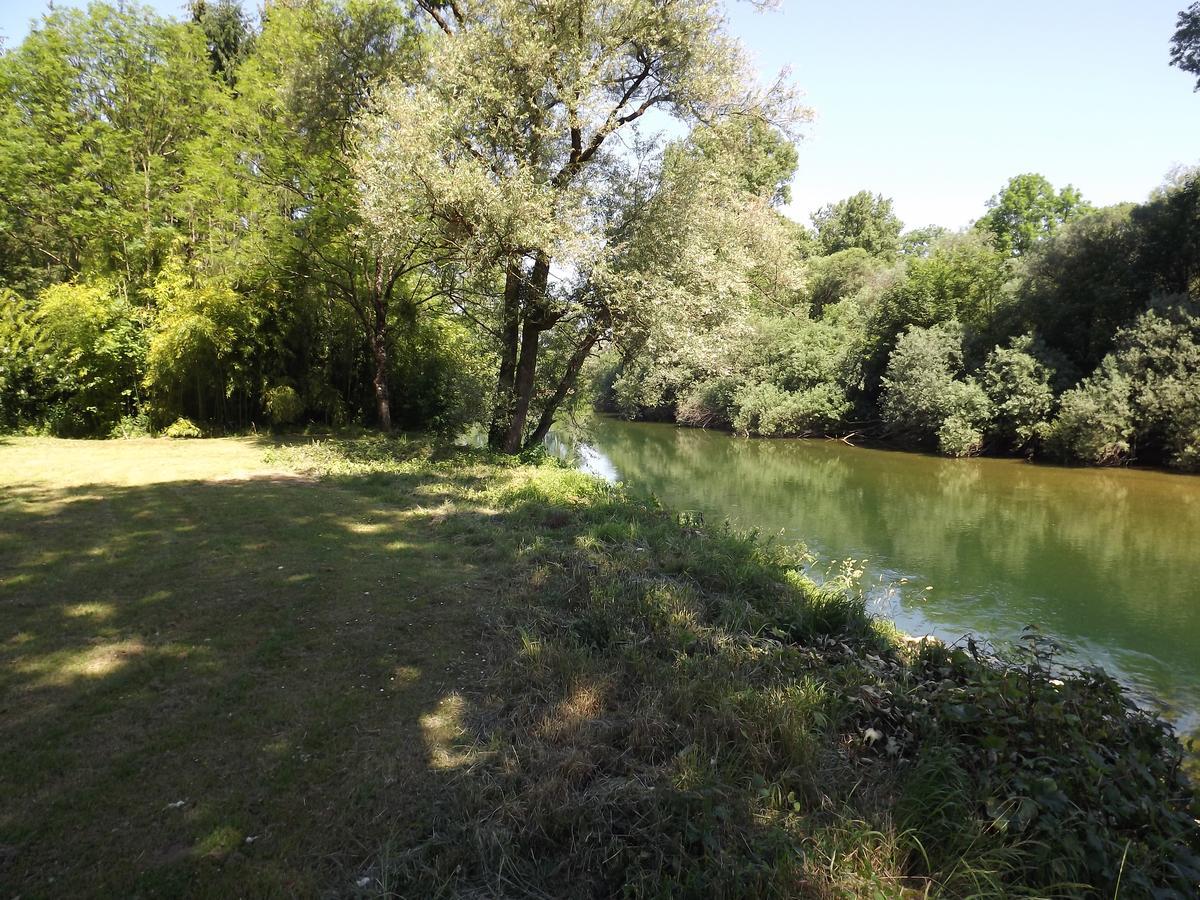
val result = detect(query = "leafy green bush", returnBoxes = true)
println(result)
[732,381,851,437]
[936,380,992,457]
[981,334,1056,453]
[163,417,203,439]
[1047,301,1200,468]
[676,376,739,428]
[881,321,993,455]
[896,630,1200,896]
[1,281,146,436]
[1046,364,1134,465]
[109,413,152,439]
[143,258,263,427]
[263,384,304,426]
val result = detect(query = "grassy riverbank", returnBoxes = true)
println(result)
[2,435,1197,897]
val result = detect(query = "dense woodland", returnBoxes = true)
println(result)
[2,0,1200,469]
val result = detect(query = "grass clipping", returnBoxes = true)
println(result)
[277,438,1200,898]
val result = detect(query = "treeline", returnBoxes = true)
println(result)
[0,0,499,438]
[0,0,814,452]
[2,1,1198,471]
[602,171,1200,470]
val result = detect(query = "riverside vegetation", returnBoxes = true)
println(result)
[2,433,1198,896]
[5,2,1200,470]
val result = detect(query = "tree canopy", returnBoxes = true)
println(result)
[975,173,1091,256]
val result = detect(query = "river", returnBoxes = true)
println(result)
[549,416,1200,738]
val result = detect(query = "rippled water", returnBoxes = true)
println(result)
[550,417,1200,736]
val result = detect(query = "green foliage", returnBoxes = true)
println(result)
[802,247,895,316]
[1048,301,1200,469]
[143,257,262,425]
[897,630,1200,896]
[163,416,203,438]
[976,173,1091,257]
[881,321,993,456]
[689,117,799,207]
[875,231,1011,336]
[188,0,254,86]
[981,335,1056,453]
[0,280,146,436]
[109,412,152,438]
[1009,204,1140,372]
[812,190,903,257]
[899,224,951,258]
[1170,2,1200,90]
[263,384,304,426]
[1046,363,1136,466]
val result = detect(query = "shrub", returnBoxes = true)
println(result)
[109,413,152,439]
[1046,363,1135,465]
[896,631,1200,895]
[6,280,146,436]
[881,321,993,454]
[1047,301,1200,468]
[163,417,202,439]
[981,334,1056,453]
[936,380,992,457]
[731,381,851,437]
[677,377,738,428]
[263,384,304,426]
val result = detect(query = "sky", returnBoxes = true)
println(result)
[2,0,1199,231]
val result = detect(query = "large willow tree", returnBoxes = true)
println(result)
[357,0,802,451]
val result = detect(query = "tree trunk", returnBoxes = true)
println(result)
[524,323,604,450]
[502,316,542,452]
[371,262,392,432]
[488,261,523,449]
[371,336,392,431]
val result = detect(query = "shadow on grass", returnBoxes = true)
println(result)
[0,468,503,896]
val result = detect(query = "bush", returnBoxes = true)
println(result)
[2,280,146,436]
[1047,301,1200,468]
[880,321,993,454]
[936,380,992,457]
[981,334,1056,453]
[897,631,1200,895]
[109,413,152,439]
[732,381,851,437]
[163,417,203,439]
[263,384,304,426]
[677,377,738,428]
[1046,363,1134,465]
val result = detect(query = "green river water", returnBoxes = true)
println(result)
[551,416,1200,737]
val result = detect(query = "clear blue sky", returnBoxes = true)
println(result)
[3,0,1199,230]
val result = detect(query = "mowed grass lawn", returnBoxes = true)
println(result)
[0,436,498,896]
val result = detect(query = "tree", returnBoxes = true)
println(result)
[880,321,992,456]
[0,3,220,292]
[975,173,1090,256]
[1170,3,1200,90]
[1048,300,1200,469]
[359,0,802,452]
[812,191,903,257]
[189,0,255,87]
[899,225,950,258]
[231,0,431,430]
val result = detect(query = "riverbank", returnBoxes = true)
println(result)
[2,435,1197,896]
